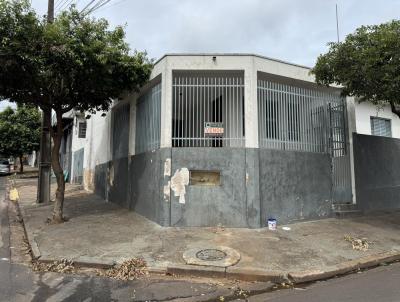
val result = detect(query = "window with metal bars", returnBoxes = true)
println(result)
[370,117,391,137]
[257,77,345,153]
[135,82,161,154]
[172,72,245,148]
[112,103,130,159]
[78,121,87,138]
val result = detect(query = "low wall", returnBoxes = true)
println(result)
[93,149,170,226]
[128,149,170,226]
[94,162,108,200]
[108,157,129,208]
[93,147,334,227]
[259,149,332,225]
[353,134,400,211]
[170,148,251,227]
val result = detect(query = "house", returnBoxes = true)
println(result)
[61,53,400,228]
[351,100,400,213]
[354,101,400,138]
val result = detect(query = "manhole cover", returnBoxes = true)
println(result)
[184,246,241,267]
[196,249,227,261]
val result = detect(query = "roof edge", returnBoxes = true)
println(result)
[153,53,312,70]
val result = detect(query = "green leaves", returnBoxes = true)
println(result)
[0,105,41,157]
[312,20,400,113]
[0,1,153,114]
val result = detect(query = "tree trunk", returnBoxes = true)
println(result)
[50,109,65,223]
[19,155,23,173]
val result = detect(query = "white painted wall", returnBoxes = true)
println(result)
[346,97,357,204]
[69,110,112,189]
[71,116,87,153]
[69,95,136,189]
[86,111,112,170]
[27,151,37,167]
[354,101,400,138]
[69,115,86,184]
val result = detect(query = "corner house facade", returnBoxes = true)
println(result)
[68,54,359,228]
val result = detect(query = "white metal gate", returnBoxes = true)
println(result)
[329,102,353,203]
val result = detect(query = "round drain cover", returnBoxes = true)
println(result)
[196,249,227,261]
[183,246,241,267]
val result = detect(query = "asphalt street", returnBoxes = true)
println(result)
[244,257,400,302]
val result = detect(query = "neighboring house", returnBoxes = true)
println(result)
[27,151,37,167]
[59,110,98,187]
[62,53,400,228]
[354,101,399,138]
[351,100,400,213]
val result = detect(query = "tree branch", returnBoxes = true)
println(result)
[389,101,400,119]
[61,104,75,113]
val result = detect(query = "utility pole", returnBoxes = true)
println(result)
[37,0,54,204]
[336,4,340,43]
[48,0,54,22]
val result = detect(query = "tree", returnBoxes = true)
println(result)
[0,1,152,223]
[312,20,400,117]
[0,105,41,172]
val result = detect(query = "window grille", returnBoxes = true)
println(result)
[135,82,162,154]
[370,117,391,137]
[329,103,347,157]
[112,103,130,159]
[72,148,84,184]
[257,79,345,153]
[172,73,245,148]
[78,121,87,138]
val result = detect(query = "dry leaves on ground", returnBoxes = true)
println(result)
[344,234,371,251]
[32,259,75,273]
[99,258,148,280]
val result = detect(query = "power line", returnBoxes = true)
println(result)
[55,0,69,10]
[80,0,97,13]
[84,0,112,15]
[81,0,128,16]
[59,0,75,12]
[95,0,128,13]
[57,0,81,13]
[88,0,106,11]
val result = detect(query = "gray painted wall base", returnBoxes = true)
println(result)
[354,133,400,211]
[94,147,334,228]
[170,148,248,227]
[128,149,170,226]
[259,149,332,224]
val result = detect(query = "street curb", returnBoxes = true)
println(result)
[288,250,400,284]
[16,200,42,261]
[226,266,288,283]
[166,264,289,283]
[19,236,400,284]
[36,256,116,270]
[167,264,227,279]
[6,178,43,263]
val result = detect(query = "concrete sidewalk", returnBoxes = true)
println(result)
[14,178,400,283]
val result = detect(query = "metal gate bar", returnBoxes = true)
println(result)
[135,82,162,154]
[257,79,344,153]
[172,73,245,148]
[112,103,130,159]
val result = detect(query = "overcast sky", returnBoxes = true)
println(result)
[30,0,400,67]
